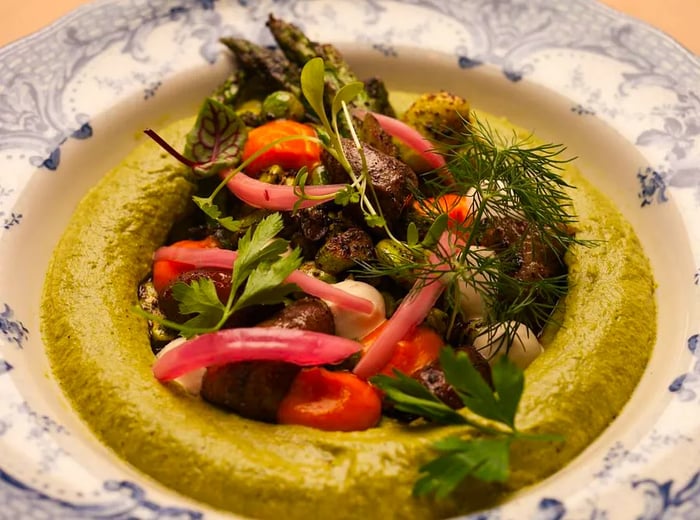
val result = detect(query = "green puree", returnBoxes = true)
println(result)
[41,115,656,519]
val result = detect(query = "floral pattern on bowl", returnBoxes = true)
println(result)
[0,1,698,518]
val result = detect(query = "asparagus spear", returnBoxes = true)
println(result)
[211,69,243,106]
[219,37,302,99]
[266,14,394,115]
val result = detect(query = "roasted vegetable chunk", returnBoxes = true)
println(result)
[315,228,375,275]
[261,90,305,121]
[323,139,418,229]
[401,90,472,145]
[258,297,335,335]
[200,298,335,422]
[201,361,301,422]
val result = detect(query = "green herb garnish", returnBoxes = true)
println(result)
[183,98,248,178]
[372,348,562,498]
[137,213,301,337]
[145,98,247,179]
[299,57,390,232]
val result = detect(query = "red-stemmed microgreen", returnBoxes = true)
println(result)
[145,97,247,179]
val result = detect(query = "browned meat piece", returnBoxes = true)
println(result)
[201,362,300,422]
[478,217,567,282]
[199,298,335,422]
[358,112,399,157]
[281,205,331,244]
[322,138,418,230]
[411,345,492,410]
[258,297,335,335]
[314,227,375,275]
[411,362,462,410]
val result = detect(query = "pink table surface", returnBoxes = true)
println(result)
[0,0,698,55]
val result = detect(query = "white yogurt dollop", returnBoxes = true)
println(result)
[457,247,495,320]
[473,321,543,369]
[323,280,386,340]
[156,337,206,395]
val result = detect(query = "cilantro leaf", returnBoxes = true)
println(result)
[184,97,247,178]
[191,196,246,233]
[192,196,224,220]
[414,437,511,498]
[371,371,468,425]
[217,216,246,233]
[171,278,226,335]
[364,214,386,228]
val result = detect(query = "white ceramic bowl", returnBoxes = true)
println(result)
[0,1,698,518]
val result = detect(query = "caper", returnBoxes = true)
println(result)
[257,164,285,184]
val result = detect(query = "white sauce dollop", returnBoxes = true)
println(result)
[156,338,206,395]
[323,280,386,340]
[473,321,544,370]
[457,247,495,320]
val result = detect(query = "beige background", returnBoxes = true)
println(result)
[0,0,698,55]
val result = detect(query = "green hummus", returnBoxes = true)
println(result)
[41,115,656,519]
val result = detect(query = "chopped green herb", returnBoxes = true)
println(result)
[136,213,301,338]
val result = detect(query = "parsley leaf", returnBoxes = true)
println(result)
[142,213,302,337]
[230,214,290,295]
[171,278,226,333]
[372,347,561,498]
[489,356,525,429]
[235,248,302,310]
[371,371,468,426]
[414,437,511,498]
[440,348,521,428]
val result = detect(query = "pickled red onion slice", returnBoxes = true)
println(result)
[153,327,361,380]
[352,275,445,379]
[353,233,453,379]
[223,171,345,210]
[153,246,374,315]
